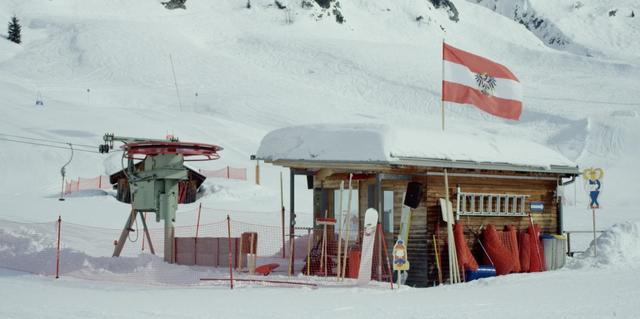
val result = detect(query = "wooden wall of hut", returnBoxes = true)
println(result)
[381,179,429,288]
[116,178,131,203]
[311,169,561,287]
[425,173,559,287]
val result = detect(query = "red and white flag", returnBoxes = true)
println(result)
[442,43,522,120]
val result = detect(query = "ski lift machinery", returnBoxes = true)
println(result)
[99,133,223,263]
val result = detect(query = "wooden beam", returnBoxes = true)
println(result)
[315,168,335,183]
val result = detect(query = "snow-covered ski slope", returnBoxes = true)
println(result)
[0,0,639,318]
[470,0,640,61]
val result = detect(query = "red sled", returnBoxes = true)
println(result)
[255,263,279,276]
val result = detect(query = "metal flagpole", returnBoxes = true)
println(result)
[441,38,445,132]
[336,180,345,279]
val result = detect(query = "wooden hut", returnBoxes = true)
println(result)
[109,163,206,204]
[255,124,579,287]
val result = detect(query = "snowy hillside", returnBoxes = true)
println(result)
[0,0,639,317]
[470,0,640,61]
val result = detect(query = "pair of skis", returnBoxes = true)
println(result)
[335,175,390,287]
[336,174,354,281]
[441,169,461,284]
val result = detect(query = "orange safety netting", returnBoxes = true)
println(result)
[65,166,249,195]
[454,221,478,272]
[65,176,111,194]
[301,223,392,284]
[198,167,247,181]
[528,224,545,272]
[519,232,531,272]
[481,224,514,276]
[1,213,393,287]
[502,225,521,273]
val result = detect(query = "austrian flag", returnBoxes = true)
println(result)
[442,43,523,120]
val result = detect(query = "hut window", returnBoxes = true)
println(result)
[333,189,359,240]
[383,191,394,233]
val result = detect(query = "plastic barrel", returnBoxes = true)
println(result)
[465,265,496,281]
[552,234,567,269]
[541,234,567,270]
[541,234,555,271]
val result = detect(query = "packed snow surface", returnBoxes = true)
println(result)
[257,123,576,169]
[0,220,640,319]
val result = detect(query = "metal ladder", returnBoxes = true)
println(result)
[456,186,529,218]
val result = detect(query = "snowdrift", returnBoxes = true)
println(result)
[568,222,640,269]
[0,222,237,285]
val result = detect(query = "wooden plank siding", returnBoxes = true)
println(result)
[309,168,563,287]
[378,179,430,287]
[425,175,559,286]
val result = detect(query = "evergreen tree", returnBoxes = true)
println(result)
[7,15,21,44]
[315,0,332,9]
[161,0,186,10]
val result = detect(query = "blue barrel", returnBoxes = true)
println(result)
[465,265,497,281]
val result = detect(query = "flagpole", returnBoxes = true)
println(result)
[441,39,445,131]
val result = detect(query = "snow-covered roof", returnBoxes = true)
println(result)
[256,124,578,174]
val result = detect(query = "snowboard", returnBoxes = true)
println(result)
[398,207,412,247]
[357,208,379,286]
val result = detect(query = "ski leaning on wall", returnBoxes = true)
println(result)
[357,208,379,287]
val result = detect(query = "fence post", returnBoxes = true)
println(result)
[280,172,285,259]
[98,176,102,189]
[566,232,571,256]
[195,203,202,239]
[226,166,230,179]
[195,203,202,265]
[173,235,177,264]
[227,215,234,290]
[306,228,312,275]
[55,216,62,279]
[142,212,146,251]
[255,161,260,185]
[378,223,394,290]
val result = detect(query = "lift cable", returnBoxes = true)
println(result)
[0,137,101,154]
[0,132,97,149]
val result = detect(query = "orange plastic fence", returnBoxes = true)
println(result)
[64,166,249,194]
[519,232,531,272]
[477,223,550,276]
[65,176,111,194]
[528,224,545,272]
[0,208,392,285]
[198,167,247,181]
[481,224,514,276]
[502,225,521,273]
[301,223,392,284]
[454,221,478,272]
